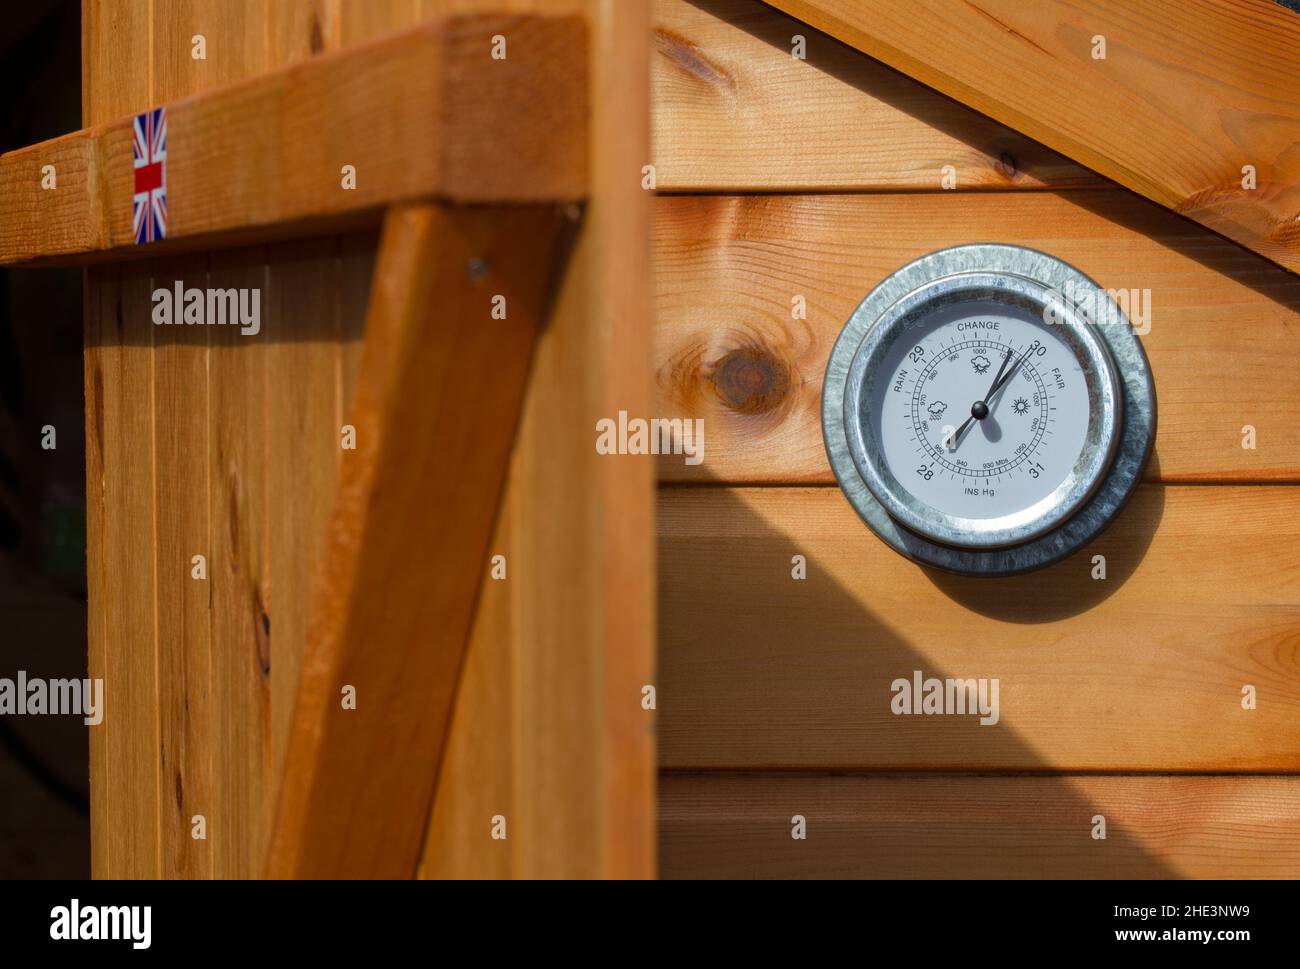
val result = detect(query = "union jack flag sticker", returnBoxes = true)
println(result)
[132,107,167,245]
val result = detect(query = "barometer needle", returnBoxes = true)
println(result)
[984,347,1014,402]
[987,348,1028,403]
[948,414,976,450]
[947,347,1013,451]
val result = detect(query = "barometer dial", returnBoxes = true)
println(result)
[856,285,1118,549]
[823,245,1156,575]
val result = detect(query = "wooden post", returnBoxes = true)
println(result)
[420,0,657,881]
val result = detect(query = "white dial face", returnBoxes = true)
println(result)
[871,299,1091,526]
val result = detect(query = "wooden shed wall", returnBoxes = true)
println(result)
[83,0,385,880]
[652,0,1300,878]
[82,0,655,879]
[77,0,1299,879]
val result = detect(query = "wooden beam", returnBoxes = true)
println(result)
[763,0,1300,274]
[0,14,587,267]
[265,201,565,879]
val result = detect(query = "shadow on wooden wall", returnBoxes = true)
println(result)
[657,475,1176,877]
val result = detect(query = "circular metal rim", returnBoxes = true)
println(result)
[822,244,1156,577]
[842,272,1122,548]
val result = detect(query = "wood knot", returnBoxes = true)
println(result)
[255,590,271,678]
[309,14,325,54]
[653,28,736,95]
[709,347,791,415]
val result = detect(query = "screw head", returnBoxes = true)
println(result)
[466,257,489,283]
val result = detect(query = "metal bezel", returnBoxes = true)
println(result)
[822,244,1156,576]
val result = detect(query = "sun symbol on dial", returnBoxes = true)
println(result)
[1011,397,1030,416]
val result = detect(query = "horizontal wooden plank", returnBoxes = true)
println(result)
[764,0,1300,274]
[0,14,587,267]
[657,485,1300,771]
[654,191,1300,484]
[660,773,1300,878]
[652,0,1103,191]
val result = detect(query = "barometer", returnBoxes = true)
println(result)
[823,244,1155,575]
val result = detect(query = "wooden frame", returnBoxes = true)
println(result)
[1,14,588,267]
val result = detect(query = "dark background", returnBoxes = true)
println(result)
[1,0,89,878]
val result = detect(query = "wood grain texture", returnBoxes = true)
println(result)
[654,191,1300,484]
[652,0,1103,191]
[264,3,347,831]
[419,469,521,879]
[764,0,1300,273]
[265,238,342,817]
[82,0,151,125]
[512,0,657,879]
[154,0,267,96]
[340,0,583,43]
[266,0,335,66]
[337,232,376,409]
[3,14,589,267]
[84,263,160,880]
[77,0,629,881]
[154,0,271,882]
[207,246,271,879]
[418,0,584,15]
[151,253,212,881]
[417,0,657,881]
[350,0,642,883]
[660,774,1300,878]
[147,0,260,883]
[344,0,583,883]
[658,485,1300,771]
[82,0,158,881]
[81,267,111,881]
[267,203,561,878]
[82,0,377,881]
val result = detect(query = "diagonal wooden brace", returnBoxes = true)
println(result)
[265,202,569,878]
